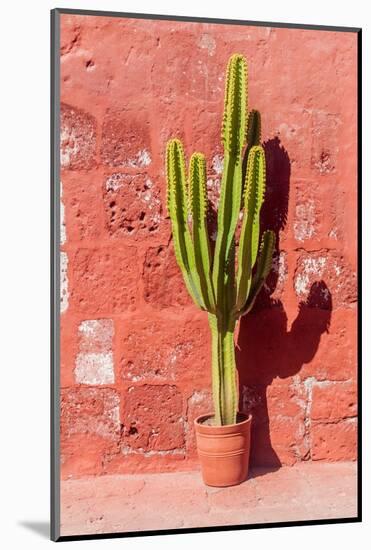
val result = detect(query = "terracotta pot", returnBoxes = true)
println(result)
[194,412,252,487]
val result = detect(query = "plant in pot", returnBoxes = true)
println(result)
[165,53,275,487]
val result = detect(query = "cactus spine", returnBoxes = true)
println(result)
[166,54,275,425]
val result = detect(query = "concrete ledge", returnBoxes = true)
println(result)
[61,461,357,537]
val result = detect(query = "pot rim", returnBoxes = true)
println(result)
[194,411,252,428]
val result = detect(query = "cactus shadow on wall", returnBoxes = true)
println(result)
[235,137,333,472]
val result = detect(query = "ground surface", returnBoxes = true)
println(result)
[60,462,357,536]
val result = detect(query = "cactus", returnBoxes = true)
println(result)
[166,54,275,425]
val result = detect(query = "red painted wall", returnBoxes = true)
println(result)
[59,14,358,478]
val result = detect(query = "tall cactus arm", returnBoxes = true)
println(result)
[189,153,216,313]
[221,54,248,156]
[213,54,248,316]
[242,110,262,189]
[235,145,266,313]
[246,109,261,149]
[239,230,276,316]
[166,139,205,309]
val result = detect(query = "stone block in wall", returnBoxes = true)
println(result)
[60,387,121,477]
[74,319,115,385]
[70,246,138,314]
[293,308,357,382]
[311,419,357,461]
[119,314,209,384]
[121,384,184,453]
[60,172,106,242]
[101,108,151,168]
[103,173,165,239]
[311,380,357,422]
[60,103,97,170]
[143,243,193,308]
[294,250,357,309]
[243,379,309,466]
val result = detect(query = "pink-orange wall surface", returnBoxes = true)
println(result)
[59,14,358,479]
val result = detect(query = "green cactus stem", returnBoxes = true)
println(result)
[166,53,275,425]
